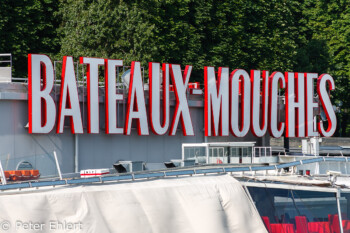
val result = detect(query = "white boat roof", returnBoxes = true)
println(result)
[182,141,256,147]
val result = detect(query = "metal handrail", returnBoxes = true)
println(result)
[0,156,348,191]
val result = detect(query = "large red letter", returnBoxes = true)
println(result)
[230,69,251,137]
[305,73,319,137]
[149,62,170,135]
[317,74,336,137]
[57,56,83,134]
[250,70,269,137]
[285,72,306,137]
[204,66,229,136]
[268,72,285,138]
[80,57,104,134]
[124,61,149,135]
[105,59,124,134]
[169,64,194,136]
[28,54,56,133]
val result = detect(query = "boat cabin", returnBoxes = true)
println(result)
[182,142,276,164]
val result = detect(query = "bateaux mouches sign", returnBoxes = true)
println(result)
[28,54,337,138]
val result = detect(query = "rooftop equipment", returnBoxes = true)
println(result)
[113,161,145,173]
[0,53,12,82]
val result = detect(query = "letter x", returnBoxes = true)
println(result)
[169,64,194,136]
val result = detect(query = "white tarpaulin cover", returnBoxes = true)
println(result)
[0,174,267,233]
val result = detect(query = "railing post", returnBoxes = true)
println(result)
[54,151,63,180]
[0,159,7,185]
[336,189,344,233]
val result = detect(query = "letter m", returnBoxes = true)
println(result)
[204,67,229,136]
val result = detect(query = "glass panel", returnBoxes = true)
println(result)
[247,147,252,157]
[184,148,190,159]
[248,187,339,233]
[266,147,271,156]
[243,147,248,157]
[194,147,206,164]
[230,148,239,157]
[213,148,217,157]
[184,146,206,163]
[224,147,229,157]
[218,148,224,157]
[340,192,350,232]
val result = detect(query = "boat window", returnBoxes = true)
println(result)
[16,161,34,170]
[247,186,339,233]
[340,192,350,232]
[242,147,252,157]
[184,146,206,163]
[230,147,239,157]
[213,148,217,158]
[247,147,252,157]
[266,147,271,156]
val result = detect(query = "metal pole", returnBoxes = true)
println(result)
[0,159,7,185]
[53,151,63,180]
[75,134,79,173]
[336,189,344,233]
[284,136,290,153]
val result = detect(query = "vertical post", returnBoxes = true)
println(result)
[10,53,12,82]
[74,134,79,173]
[206,145,209,164]
[336,189,344,233]
[181,144,185,161]
[284,136,290,153]
[53,151,63,180]
[0,160,7,185]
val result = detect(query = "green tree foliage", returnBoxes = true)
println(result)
[2,0,350,135]
[0,0,59,77]
[57,0,303,80]
[300,0,350,136]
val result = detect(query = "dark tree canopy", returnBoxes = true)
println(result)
[1,0,350,135]
[0,0,59,77]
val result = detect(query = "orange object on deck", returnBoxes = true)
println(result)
[29,170,40,179]
[4,170,40,181]
[21,170,31,180]
[9,170,22,181]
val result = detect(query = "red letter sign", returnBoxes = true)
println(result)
[268,72,285,138]
[149,62,170,135]
[28,54,56,133]
[57,56,83,134]
[169,64,194,136]
[317,74,336,137]
[124,61,149,135]
[204,66,229,136]
[230,69,251,137]
[80,57,104,134]
[105,59,124,134]
[250,70,269,137]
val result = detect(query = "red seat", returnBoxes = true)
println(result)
[271,223,295,233]
[308,222,331,233]
[21,170,31,180]
[342,220,350,233]
[262,216,272,233]
[296,216,309,233]
[329,214,341,233]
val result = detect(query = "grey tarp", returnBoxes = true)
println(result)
[0,175,267,233]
